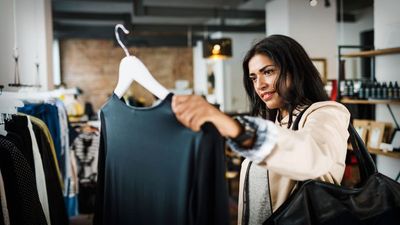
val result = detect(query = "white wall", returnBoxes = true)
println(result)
[193,32,265,112]
[0,0,53,91]
[266,0,337,80]
[337,8,374,45]
[221,32,265,112]
[337,7,374,79]
[374,0,400,180]
[266,0,289,35]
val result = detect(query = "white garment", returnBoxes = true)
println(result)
[0,170,10,225]
[27,116,51,225]
[53,100,71,196]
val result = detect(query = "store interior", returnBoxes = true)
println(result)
[0,0,399,224]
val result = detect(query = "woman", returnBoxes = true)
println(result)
[172,35,350,225]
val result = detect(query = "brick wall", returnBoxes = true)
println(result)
[61,39,193,111]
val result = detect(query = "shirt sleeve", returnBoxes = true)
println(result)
[227,116,278,163]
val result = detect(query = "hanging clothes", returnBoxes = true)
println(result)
[94,93,229,225]
[72,125,99,214]
[0,170,10,225]
[4,115,35,171]
[26,116,51,225]
[18,102,78,217]
[29,116,63,188]
[5,115,51,224]
[18,104,62,171]
[0,135,48,225]
[72,128,99,183]
[30,116,69,225]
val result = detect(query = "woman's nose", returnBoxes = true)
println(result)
[255,75,268,91]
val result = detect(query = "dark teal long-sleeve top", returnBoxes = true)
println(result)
[94,93,229,225]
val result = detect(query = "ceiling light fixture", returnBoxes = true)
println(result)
[310,0,318,7]
[203,38,232,59]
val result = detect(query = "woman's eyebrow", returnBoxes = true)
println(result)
[249,64,275,76]
[258,64,275,73]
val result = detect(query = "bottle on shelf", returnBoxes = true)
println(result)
[370,81,377,99]
[342,80,349,97]
[394,81,400,99]
[358,81,365,99]
[376,82,382,99]
[388,81,394,99]
[381,82,388,99]
[364,81,371,99]
[348,80,354,98]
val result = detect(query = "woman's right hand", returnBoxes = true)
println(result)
[171,95,242,138]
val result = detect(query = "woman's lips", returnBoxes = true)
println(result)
[261,91,275,101]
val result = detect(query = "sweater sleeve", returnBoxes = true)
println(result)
[228,102,350,181]
[227,116,278,163]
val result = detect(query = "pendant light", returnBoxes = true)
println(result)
[202,38,232,59]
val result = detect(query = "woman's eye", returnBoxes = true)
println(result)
[249,76,257,81]
[264,69,274,76]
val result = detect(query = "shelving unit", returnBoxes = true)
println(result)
[341,47,400,58]
[338,45,400,163]
[368,148,400,159]
[348,145,400,159]
[341,98,400,105]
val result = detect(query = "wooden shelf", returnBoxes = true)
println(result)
[348,145,400,159]
[368,148,400,159]
[341,47,400,58]
[340,98,400,105]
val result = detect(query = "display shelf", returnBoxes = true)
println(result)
[340,98,400,105]
[341,47,400,58]
[348,145,400,159]
[368,148,400,159]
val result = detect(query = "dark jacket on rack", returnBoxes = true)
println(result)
[5,115,35,173]
[0,135,47,225]
[31,119,69,225]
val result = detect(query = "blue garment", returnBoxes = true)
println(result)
[19,103,62,173]
[19,102,79,217]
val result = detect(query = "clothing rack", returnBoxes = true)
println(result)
[1,88,78,101]
[1,92,75,224]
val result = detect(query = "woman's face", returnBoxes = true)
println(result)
[248,54,284,111]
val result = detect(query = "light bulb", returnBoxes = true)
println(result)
[212,44,221,55]
[310,0,318,7]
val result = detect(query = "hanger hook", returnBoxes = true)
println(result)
[115,24,130,57]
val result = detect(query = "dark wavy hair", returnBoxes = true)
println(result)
[242,35,329,127]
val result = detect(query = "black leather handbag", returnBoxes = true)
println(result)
[264,122,400,225]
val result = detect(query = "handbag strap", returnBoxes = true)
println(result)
[347,124,377,182]
[291,104,377,184]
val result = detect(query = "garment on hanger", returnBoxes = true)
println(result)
[0,170,10,225]
[94,93,229,225]
[29,116,63,188]
[72,128,99,182]
[19,102,78,217]
[26,116,51,225]
[6,115,51,223]
[0,135,48,225]
[5,115,35,171]
[18,104,62,169]
[30,117,69,225]
[72,126,100,214]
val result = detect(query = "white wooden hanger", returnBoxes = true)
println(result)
[113,24,170,99]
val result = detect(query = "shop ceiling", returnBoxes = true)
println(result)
[52,0,373,47]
